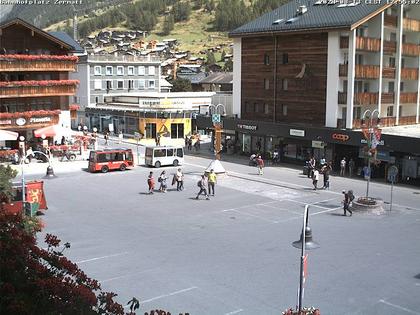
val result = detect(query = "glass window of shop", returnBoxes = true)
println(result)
[125,117,139,135]
[283,144,312,161]
[145,123,156,139]
[239,133,251,154]
[171,123,184,139]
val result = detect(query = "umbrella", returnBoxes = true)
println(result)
[0,129,19,141]
[34,125,79,138]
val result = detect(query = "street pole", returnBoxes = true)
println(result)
[21,159,26,216]
[297,205,309,313]
[366,122,372,198]
[390,178,394,212]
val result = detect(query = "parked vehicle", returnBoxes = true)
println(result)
[88,148,134,173]
[145,146,184,168]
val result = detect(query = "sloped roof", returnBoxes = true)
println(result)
[200,72,233,85]
[229,0,391,37]
[48,31,84,53]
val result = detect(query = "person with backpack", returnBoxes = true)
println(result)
[147,171,155,194]
[175,168,184,191]
[342,190,354,216]
[196,174,209,200]
[158,170,168,193]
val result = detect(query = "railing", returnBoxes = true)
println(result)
[381,92,394,104]
[355,64,380,79]
[383,40,396,54]
[400,92,418,103]
[0,57,77,72]
[401,68,418,80]
[384,15,397,28]
[338,92,347,104]
[355,92,378,105]
[382,67,395,79]
[403,17,420,32]
[399,115,417,125]
[350,116,417,129]
[339,64,348,77]
[402,43,419,56]
[340,36,349,49]
[356,36,380,52]
[0,80,78,98]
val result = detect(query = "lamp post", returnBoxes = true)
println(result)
[292,205,320,314]
[361,109,380,198]
[208,103,226,160]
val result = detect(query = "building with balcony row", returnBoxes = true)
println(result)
[0,18,81,146]
[198,0,420,181]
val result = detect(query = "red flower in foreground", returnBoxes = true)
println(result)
[0,54,78,62]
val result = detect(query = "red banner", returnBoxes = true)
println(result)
[26,181,48,210]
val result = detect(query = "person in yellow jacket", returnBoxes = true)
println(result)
[208,169,217,196]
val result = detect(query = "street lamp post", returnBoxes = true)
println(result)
[208,104,226,160]
[292,205,320,313]
[361,109,380,198]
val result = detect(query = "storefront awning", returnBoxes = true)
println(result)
[34,125,79,138]
[0,129,19,141]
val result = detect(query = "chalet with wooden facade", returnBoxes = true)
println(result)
[0,18,80,146]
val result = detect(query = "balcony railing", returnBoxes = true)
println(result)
[0,55,77,72]
[344,116,417,129]
[384,15,397,28]
[0,80,78,98]
[355,92,378,105]
[399,115,417,125]
[382,67,395,79]
[339,36,380,51]
[402,43,420,56]
[383,40,396,55]
[338,92,347,104]
[403,17,420,32]
[401,68,418,80]
[381,93,394,104]
[338,64,380,79]
[400,92,418,103]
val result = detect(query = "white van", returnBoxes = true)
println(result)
[145,146,184,168]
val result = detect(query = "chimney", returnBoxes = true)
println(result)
[297,5,308,15]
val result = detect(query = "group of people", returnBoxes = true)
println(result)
[146,168,218,199]
[307,157,332,190]
[340,157,356,177]
[185,135,200,151]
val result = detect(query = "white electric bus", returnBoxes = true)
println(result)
[144,146,184,168]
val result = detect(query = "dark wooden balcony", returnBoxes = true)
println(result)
[350,116,417,129]
[0,55,77,72]
[382,67,395,79]
[401,68,418,80]
[338,92,347,104]
[384,15,397,28]
[399,115,417,125]
[400,92,418,103]
[403,17,420,32]
[383,40,396,55]
[402,43,420,56]
[339,36,380,51]
[381,93,394,104]
[0,80,78,98]
[355,92,379,105]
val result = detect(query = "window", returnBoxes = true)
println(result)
[148,80,155,89]
[400,82,404,92]
[363,82,369,93]
[145,123,156,138]
[390,32,397,42]
[387,105,394,116]
[353,106,361,119]
[177,148,183,157]
[389,57,396,68]
[94,66,102,76]
[343,53,349,65]
[128,66,134,75]
[167,149,174,156]
[117,80,124,89]
[343,80,348,92]
[264,53,270,65]
[148,66,155,75]
[128,80,134,90]
[356,54,363,65]
[388,81,395,92]
[106,80,112,90]
[73,96,78,103]
[94,80,102,90]
[117,66,124,76]
[282,53,288,64]
[245,102,253,113]
[356,27,365,37]
[253,103,259,112]
[282,79,288,91]
[106,66,113,75]
[355,81,363,93]
[154,149,166,157]
[138,66,145,75]
[401,58,405,68]
[282,104,288,116]
[264,104,270,114]
[399,105,403,116]
[264,78,269,90]
[95,96,99,103]
[171,123,184,139]
[138,79,145,89]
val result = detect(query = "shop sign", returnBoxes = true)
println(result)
[312,140,326,149]
[29,117,51,124]
[16,118,26,126]
[361,139,384,146]
[0,119,12,125]
[237,124,257,131]
[290,129,305,137]
[332,133,349,142]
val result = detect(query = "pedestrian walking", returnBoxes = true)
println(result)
[118,130,123,144]
[348,158,355,177]
[342,190,354,216]
[155,134,161,146]
[256,138,262,153]
[147,171,155,194]
[321,163,331,189]
[208,169,217,196]
[308,156,316,178]
[188,137,193,150]
[158,170,168,193]
[312,169,320,190]
[340,157,346,176]
[104,131,109,145]
[257,155,264,175]
[185,136,189,148]
[196,174,209,200]
[175,168,184,191]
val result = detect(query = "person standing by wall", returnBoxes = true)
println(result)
[208,169,217,196]
[340,157,347,176]
[348,158,355,177]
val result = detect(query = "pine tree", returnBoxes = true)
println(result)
[206,51,216,65]
[162,14,175,36]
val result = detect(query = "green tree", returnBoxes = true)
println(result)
[0,165,17,203]
[162,14,175,36]
[172,2,191,22]
[220,50,226,62]
[223,58,233,72]
[170,77,192,92]
[214,0,252,31]
[206,51,216,65]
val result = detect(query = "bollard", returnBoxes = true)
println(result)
[46,166,55,177]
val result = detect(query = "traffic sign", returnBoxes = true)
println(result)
[388,165,398,177]
[212,114,221,124]
[134,132,141,139]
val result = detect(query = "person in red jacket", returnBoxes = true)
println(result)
[147,171,155,194]
[257,155,264,175]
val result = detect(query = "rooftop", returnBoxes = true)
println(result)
[381,125,420,139]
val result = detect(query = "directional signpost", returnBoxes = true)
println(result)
[387,166,398,211]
